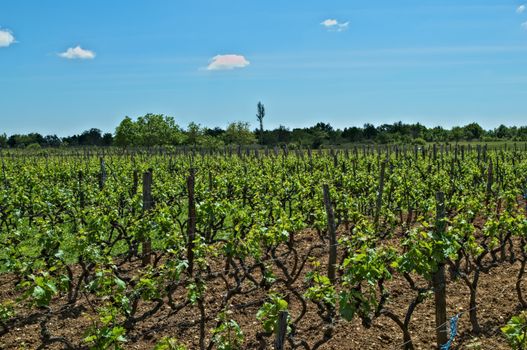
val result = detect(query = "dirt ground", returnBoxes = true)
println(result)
[0,228,521,350]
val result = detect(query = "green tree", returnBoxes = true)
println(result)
[0,133,7,148]
[115,114,184,147]
[517,127,527,141]
[275,125,290,144]
[425,126,447,142]
[463,122,484,140]
[495,124,511,139]
[78,129,103,145]
[200,135,224,149]
[185,122,203,146]
[363,123,377,140]
[136,114,182,146]
[44,135,62,147]
[256,102,265,145]
[290,128,313,147]
[115,116,138,147]
[342,127,363,142]
[450,126,464,142]
[223,122,256,145]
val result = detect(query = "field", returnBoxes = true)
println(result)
[1,144,527,350]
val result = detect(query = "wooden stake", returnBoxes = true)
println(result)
[374,160,387,229]
[99,157,106,190]
[323,184,337,284]
[486,159,493,202]
[274,310,288,350]
[132,170,139,195]
[141,170,153,266]
[433,191,447,349]
[187,168,197,276]
[78,170,84,208]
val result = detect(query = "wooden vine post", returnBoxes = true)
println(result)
[99,157,107,190]
[486,158,493,203]
[433,191,448,348]
[142,170,153,266]
[323,184,337,284]
[132,169,139,195]
[205,170,214,242]
[374,160,387,230]
[78,170,85,208]
[1,157,7,188]
[274,310,288,350]
[187,168,197,276]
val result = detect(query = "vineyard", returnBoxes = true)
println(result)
[1,144,527,350]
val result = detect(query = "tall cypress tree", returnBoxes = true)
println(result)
[256,101,265,144]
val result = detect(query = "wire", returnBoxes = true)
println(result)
[392,263,519,349]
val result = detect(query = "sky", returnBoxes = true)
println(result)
[1,0,527,136]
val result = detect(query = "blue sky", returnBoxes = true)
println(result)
[1,0,527,136]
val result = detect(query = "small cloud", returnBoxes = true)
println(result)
[337,22,350,31]
[0,28,15,48]
[59,45,96,60]
[206,54,250,71]
[320,19,349,32]
[321,19,338,27]
[522,21,527,29]
[517,4,526,13]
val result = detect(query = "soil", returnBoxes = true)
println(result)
[0,226,522,350]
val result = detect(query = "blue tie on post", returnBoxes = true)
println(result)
[440,314,460,350]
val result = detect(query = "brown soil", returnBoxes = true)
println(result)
[0,227,521,350]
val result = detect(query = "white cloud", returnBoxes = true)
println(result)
[321,19,349,32]
[321,19,338,27]
[59,45,96,59]
[206,54,250,70]
[517,4,526,13]
[522,21,527,29]
[0,28,15,48]
[337,22,350,31]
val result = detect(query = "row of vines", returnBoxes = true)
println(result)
[0,145,527,349]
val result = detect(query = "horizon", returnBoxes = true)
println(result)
[3,118,527,139]
[2,0,527,135]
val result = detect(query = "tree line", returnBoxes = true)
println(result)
[2,105,527,149]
